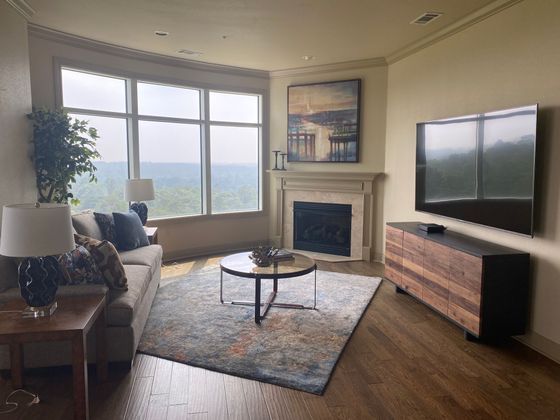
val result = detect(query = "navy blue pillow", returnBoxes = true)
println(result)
[94,212,117,244]
[112,211,150,251]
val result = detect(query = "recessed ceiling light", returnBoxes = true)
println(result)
[177,49,203,57]
[301,55,315,61]
[154,30,169,36]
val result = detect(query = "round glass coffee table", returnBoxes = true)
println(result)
[220,251,317,324]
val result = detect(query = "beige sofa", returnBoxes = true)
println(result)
[0,211,162,368]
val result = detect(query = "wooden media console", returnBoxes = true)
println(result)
[385,222,529,340]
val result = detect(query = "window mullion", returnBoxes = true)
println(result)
[129,78,140,179]
[202,89,212,215]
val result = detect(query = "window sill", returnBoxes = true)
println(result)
[146,209,266,225]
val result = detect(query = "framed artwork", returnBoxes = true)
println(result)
[287,79,361,162]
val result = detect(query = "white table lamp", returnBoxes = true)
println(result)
[0,203,75,317]
[124,179,155,225]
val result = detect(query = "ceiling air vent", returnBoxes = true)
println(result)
[411,12,443,25]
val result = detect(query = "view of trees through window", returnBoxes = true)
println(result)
[62,68,261,218]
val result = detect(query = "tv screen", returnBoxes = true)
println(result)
[416,104,537,236]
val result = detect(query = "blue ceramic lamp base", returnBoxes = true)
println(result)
[18,256,60,318]
[130,202,148,225]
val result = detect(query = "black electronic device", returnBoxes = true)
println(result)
[415,104,537,236]
[418,223,446,233]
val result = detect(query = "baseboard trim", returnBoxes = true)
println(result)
[514,331,560,365]
[162,241,268,263]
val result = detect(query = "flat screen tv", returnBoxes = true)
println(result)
[416,104,537,236]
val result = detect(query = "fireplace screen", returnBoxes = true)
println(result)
[293,201,352,256]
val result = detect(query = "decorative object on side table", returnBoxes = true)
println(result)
[0,203,75,318]
[287,79,361,162]
[249,246,279,267]
[124,178,155,225]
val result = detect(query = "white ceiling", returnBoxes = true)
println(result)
[26,0,498,71]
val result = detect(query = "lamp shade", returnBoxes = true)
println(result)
[124,179,155,202]
[0,203,75,257]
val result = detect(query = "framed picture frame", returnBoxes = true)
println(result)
[287,79,361,163]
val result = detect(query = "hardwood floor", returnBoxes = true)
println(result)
[1,255,560,419]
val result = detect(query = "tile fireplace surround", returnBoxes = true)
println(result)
[269,171,381,261]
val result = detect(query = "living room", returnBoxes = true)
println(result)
[1,0,560,418]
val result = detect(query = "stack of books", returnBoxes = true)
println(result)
[273,249,295,262]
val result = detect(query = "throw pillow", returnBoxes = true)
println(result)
[74,234,128,291]
[60,245,104,286]
[112,211,150,251]
[94,212,117,244]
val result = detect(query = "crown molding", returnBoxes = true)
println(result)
[24,0,521,78]
[269,57,387,78]
[5,0,35,20]
[27,24,269,80]
[386,0,524,64]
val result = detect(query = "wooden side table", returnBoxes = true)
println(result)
[0,295,107,420]
[144,226,158,244]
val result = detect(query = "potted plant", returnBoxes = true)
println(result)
[27,108,101,205]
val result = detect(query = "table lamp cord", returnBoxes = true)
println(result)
[0,389,40,414]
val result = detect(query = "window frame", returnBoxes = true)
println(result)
[54,59,265,220]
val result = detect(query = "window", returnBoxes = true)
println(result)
[61,69,126,113]
[69,114,129,213]
[139,121,202,217]
[60,67,262,219]
[210,126,259,213]
[209,91,259,123]
[138,82,200,119]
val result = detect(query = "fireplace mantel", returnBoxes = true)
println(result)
[269,171,382,261]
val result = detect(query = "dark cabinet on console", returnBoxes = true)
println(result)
[384,222,529,340]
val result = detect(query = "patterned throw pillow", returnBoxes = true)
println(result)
[74,234,128,291]
[94,212,117,244]
[60,245,104,286]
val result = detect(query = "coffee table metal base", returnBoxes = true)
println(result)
[220,270,317,324]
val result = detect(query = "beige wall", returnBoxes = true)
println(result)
[28,31,270,260]
[0,2,36,223]
[269,66,388,260]
[384,0,560,353]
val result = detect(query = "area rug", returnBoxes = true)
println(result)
[138,267,381,394]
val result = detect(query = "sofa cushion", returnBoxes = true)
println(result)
[113,211,149,251]
[106,265,151,327]
[74,234,128,291]
[118,245,163,276]
[72,211,103,240]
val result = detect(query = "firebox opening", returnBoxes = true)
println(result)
[293,201,352,257]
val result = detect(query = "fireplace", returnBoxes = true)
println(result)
[293,201,352,256]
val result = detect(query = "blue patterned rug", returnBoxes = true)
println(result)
[138,267,381,394]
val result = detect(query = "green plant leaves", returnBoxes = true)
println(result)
[27,107,101,205]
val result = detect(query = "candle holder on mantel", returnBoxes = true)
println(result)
[272,150,282,170]
[280,153,287,171]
